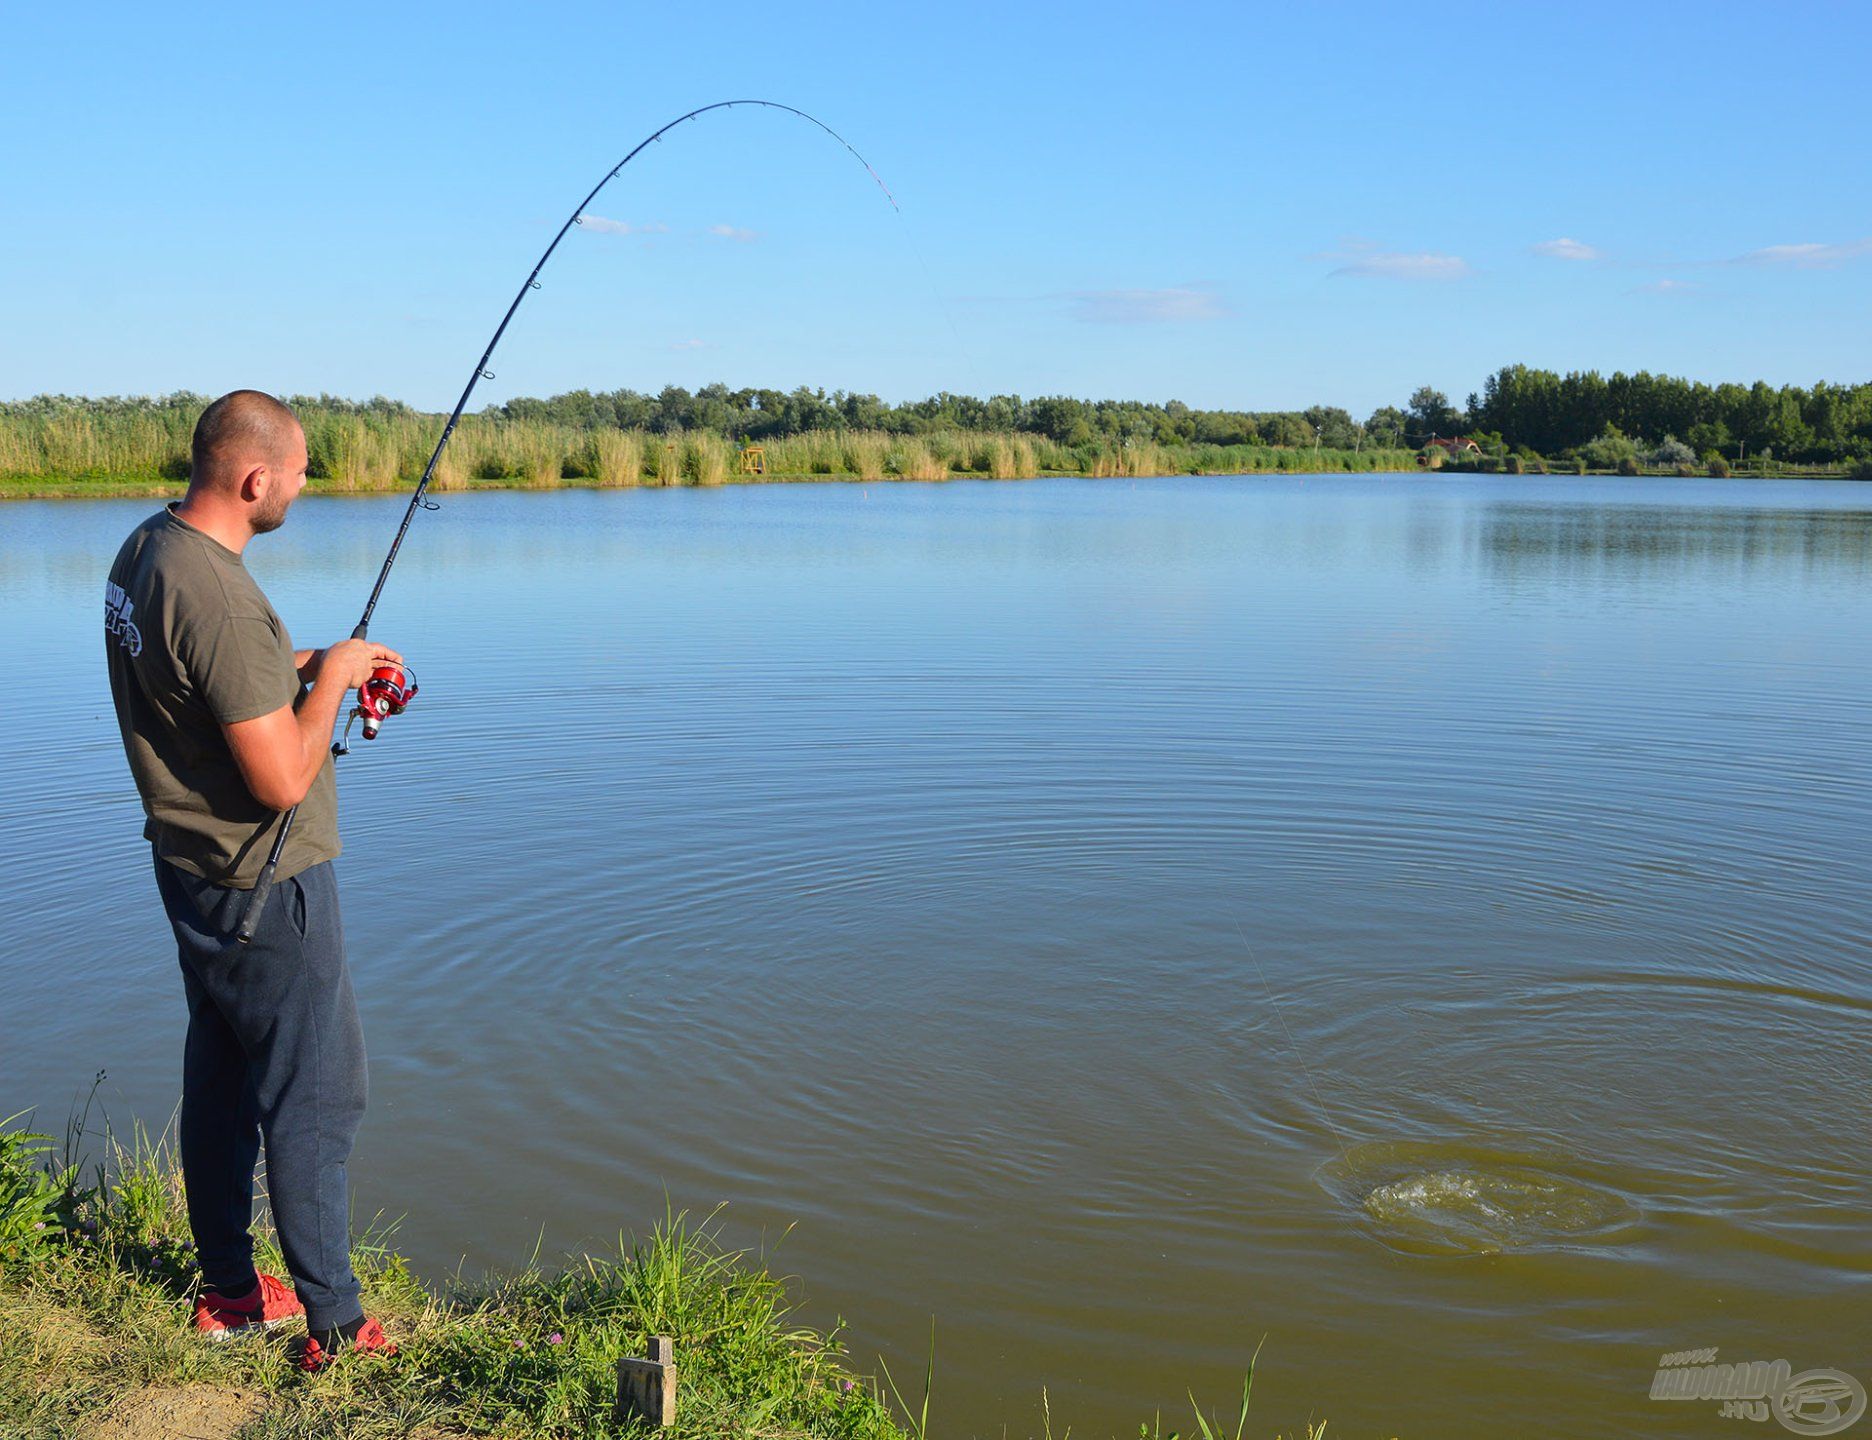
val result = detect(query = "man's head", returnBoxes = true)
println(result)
[188,391,307,535]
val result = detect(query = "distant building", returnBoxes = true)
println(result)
[1417,435,1482,466]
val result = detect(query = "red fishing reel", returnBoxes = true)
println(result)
[357,663,417,740]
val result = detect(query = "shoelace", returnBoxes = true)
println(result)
[257,1274,296,1309]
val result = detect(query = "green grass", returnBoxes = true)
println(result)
[0,1109,911,1440]
[0,1101,1335,1440]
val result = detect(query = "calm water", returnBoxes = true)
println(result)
[2,475,1869,1438]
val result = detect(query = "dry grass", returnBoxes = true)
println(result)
[680,432,729,486]
[584,429,643,487]
[886,440,947,481]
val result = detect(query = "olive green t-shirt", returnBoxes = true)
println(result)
[105,505,339,888]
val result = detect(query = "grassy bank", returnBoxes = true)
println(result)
[1,1108,1329,1440]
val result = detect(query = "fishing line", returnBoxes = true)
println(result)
[889,201,992,407]
[234,99,900,944]
[1232,914,1354,1167]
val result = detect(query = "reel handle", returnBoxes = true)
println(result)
[235,856,281,946]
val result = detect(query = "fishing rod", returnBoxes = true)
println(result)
[234,99,898,944]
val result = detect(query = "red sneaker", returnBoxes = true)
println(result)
[193,1273,304,1341]
[298,1316,397,1373]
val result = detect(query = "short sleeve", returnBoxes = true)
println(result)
[190,615,300,725]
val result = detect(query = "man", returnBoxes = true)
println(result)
[105,390,403,1369]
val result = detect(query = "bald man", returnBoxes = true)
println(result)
[105,390,401,1369]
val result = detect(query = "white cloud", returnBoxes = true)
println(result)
[1320,242,1470,281]
[1066,285,1227,323]
[669,338,710,351]
[578,215,668,236]
[1532,237,1601,261]
[708,224,760,243]
[1633,279,1696,295]
[1734,239,1872,268]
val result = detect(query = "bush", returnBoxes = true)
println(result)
[1675,463,1696,478]
[1573,457,1587,475]
[1616,456,1641,477]
[1583,426,1640,470]
[1706,453,1732,478]
[1650,435,1697,468]
[1850,457,1872,481]
[1,1116,64,1263]
[1504,454,1523,474]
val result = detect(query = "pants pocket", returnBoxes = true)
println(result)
[287,876,310,941]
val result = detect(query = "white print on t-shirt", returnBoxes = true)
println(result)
[105,580,143,657]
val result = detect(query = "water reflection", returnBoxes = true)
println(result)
[1476,499,1872,577]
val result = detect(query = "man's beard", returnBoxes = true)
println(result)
[251,494,292,533]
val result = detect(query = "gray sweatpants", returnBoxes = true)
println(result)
[154,851,368,1331]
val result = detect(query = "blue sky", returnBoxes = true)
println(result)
[3,0,1867,416]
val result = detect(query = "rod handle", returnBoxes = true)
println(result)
[235,860,280,946]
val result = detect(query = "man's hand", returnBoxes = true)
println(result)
[317,639,406,693]
[224,638,406,811]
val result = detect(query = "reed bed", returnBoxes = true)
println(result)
[583,428,643,487]
[680,431,730,487]
[888,439,947,480]
[0,397,1419,493]
[0,407,195,481]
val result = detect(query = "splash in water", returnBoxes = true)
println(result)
[1322,1141,1642,1255]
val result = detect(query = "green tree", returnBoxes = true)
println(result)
[1365,406,1407,448]
[1305,406,1361,449]
[1406,386,1462,439]
[1262,413,1313,448]
[1686,419,1731,458]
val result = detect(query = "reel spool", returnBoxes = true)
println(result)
[358,662,417,739]
[334,663,418,756]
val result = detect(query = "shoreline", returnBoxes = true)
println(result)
[2,463,1860,501]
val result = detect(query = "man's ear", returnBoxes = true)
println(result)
[239,464,268,503]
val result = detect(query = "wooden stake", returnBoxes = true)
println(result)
[616,1335,677,1428]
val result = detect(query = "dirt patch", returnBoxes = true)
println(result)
[85,1384,267,1440]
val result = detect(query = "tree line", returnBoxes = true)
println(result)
[480,370,1872,465]
[5,365,1869,467]
[1460,366,1872,465]
[488,384,1377,452]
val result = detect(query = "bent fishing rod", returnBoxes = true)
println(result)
[234,98,898,944]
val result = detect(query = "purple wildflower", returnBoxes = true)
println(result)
[548,1333,564,1346]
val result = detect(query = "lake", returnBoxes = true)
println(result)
[2,474,1868,1438]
